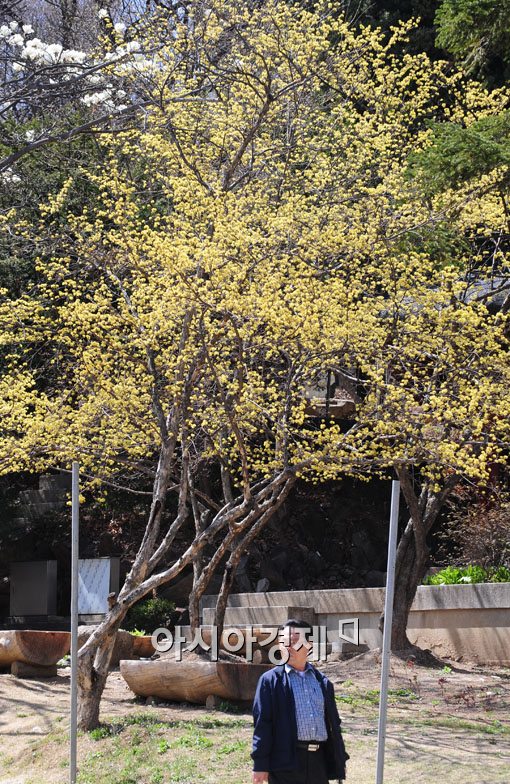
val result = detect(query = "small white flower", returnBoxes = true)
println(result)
[61,49,86,64]
[46,43,63,61]
[9,21,18,31]
[22,24,34,35]
[25,129,35,142]
[0,25,10,38]
[116,103,127,111]
[459,575,472,583]
[12,61,24,72]
[98,9,108,19]
[114,22,126,34]
[8,33,24,47]
[1,168,21,183]
[25,38,48,49]
[81,89,112,106]
[126,40,140,52]
[116,89,126,98]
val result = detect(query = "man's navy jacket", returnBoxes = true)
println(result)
[252,664,349,781]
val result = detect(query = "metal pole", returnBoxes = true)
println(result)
[375,479,400,784]
[70,461,79,784]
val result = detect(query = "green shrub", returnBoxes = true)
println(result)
[423,565,510,585]
[124,597,176,633]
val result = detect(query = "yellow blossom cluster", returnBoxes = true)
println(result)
[0,0,508,495]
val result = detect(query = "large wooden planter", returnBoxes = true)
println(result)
[0,631,70,667]
[120,658,272,704]
[131,635,155,658]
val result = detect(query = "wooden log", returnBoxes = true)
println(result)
[0,631,70,667]
[120,658,272,704]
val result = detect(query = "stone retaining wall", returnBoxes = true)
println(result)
[200,583,510,665]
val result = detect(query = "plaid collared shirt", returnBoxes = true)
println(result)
[285,662,328,741]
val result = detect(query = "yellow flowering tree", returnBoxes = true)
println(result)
[0,0,508,725]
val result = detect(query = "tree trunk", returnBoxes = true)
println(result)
[380,470,458,651]
[214,475,294,642]
[77,659,107,730]
[77,615,122,729]
[76,469,295,728]
[388,518,429,650]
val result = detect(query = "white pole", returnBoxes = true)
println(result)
[375,479,400,784]
[70,461,79,784]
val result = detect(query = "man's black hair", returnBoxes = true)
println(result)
[283,618,311,629]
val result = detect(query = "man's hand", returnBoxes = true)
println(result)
[252,772,269,783]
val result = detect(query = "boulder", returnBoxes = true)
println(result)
[77,626,133,666]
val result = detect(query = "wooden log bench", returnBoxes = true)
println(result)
[120,658,272,704]
[0,630,70,677]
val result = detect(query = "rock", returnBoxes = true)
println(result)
[11,661,57,678]
[205,694,223,710]
[256,578,270,593]
[77,626,133,666]
[234,556,253,592]
[365,570,386,587]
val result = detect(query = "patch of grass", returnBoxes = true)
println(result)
[217,739,248,755]
[388,687,420,701]
[90,725,115,741]
[398,714,510,735]
[66,711,254,784]
[173,731,214,749]
[336,686,419,708]
[216,699,243,713]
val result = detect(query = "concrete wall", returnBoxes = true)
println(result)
[200,583,510,665]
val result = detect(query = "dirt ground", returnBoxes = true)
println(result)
[0,651,509,783]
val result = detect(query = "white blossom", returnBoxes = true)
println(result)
[61,48,86,64]
[1,168,21,183]
[45,43,63,62]
[114,22,126,34]
[116,89,126,98]
[8,33,24,47]
[116,104,128,111]
[22,25,34,35]
[81,89,112,106]
[9,21,18,31]
[98,9,108,19]
[126,40,140,53]
[12,61,24,72]
[0,25,10,38]
[22,38,47,62]
[25,129,36,142]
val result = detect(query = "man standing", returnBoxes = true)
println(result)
[252,618,349,783]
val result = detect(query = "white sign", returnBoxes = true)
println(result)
[78,559,111,614]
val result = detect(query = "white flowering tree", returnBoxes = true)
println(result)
[0,10,149,180]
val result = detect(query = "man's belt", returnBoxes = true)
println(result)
[296,741,326,752]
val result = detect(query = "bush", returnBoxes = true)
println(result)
[423,564,510,585]
[437,495,510,569]
[124,597,176,633]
